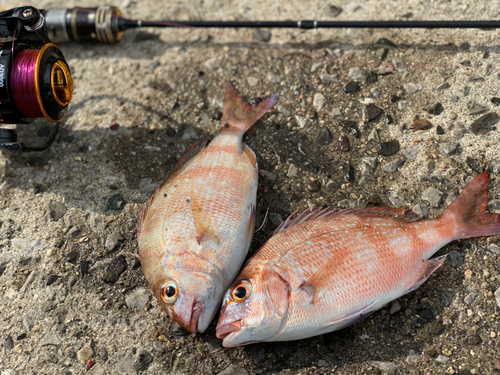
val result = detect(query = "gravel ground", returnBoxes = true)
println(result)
[2,0,500,374]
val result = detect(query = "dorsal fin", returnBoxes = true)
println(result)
[349,206,423,222]
[273,207,344,236]
[137,138,209,242]
[273,206,422,237]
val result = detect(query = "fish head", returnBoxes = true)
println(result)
[153,265,224,334]
[216,267,290,347]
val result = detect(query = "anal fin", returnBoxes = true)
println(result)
[407,255,447,293]
[324,301,378,327]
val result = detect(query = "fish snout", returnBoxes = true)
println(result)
[174,301,203,334]
[216,320,241,339]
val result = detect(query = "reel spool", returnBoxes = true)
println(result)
[1,42,73,124]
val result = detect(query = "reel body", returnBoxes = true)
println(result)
[0,6,73,151]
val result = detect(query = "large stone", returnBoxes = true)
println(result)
[422,187,444,207]
[125,288,151,310]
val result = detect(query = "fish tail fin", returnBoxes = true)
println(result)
[220,81,279,135]
[441,171,500,239]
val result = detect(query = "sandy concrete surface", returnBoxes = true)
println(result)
[1,0,500,374]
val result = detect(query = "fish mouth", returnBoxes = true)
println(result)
[216,321,241,339]
[189,302,203,333]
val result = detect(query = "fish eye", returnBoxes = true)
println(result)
[161,280,178,304]
[230,280,252,302]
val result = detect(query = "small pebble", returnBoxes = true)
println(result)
[464,292,478,306]
[295,115,308,129]
[406,349,420,364]
[103,255,127,284]
[365,71,378,85]
[368,128,380,143]
[344,81,361,94]
[448,250,465,268]
[369,361,398,375]
[436,354,449,364]
[490,97,500,106]
[49,201,67,221]
[436,82,451,91]
[412,203,428,218]
[467,334,482,346]
[344,166,356,183]
[377,38,397,47]
[469,112,500,135]
[105,230,122,252]
[389,300,401,314]
[320,74,339,83]
[436,125,445,135]
[467,101,489,116]
[40,333,62,346]
[253,29,271,43]
[402,147,421,160]
[4,335,14,351]
[306,179,321,193]
[134,350,153,371]
[348,67,364,80]
[410,118,433,131]
[366,104,384,123]
[383,158,405,173]
[313,93,327,111]
[139,178,159,193]
[494,286,500,308]
[404,83,422,94]
[116,349,135,374]
[331,107,344,119]
[339,120,361,138]
[105,194,126,211]
[370,87,382,98]
[397,101,407,110]
[77,342,95,363]
[316,128,333,145]
[417,308,435,321]
[438,142,460,157]
[182,126,198,140]
[287,164,298,178]
[379,140,400,156]
[426,103,444,115]
[336,136,350,152]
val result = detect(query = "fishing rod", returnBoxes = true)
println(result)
[1,5,498,152]
[42,6,500,44]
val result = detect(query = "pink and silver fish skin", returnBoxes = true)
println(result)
[217,171,500,346]
[137,82,278,333]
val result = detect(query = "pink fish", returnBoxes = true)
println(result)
[216,171,500,346]
[138,82,278,333]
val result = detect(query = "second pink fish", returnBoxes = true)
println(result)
[217,171,500,346]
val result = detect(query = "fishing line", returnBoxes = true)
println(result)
[11,49,44,118]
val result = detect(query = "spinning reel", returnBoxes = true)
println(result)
[0,6,73,151]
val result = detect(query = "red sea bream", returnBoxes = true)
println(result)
[216,171,500,346]
[138,82,278,333]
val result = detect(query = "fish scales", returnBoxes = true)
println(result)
[217,171,500,346]
[138,82,278,333]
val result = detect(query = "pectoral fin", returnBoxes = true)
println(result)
[191,195,219,245]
